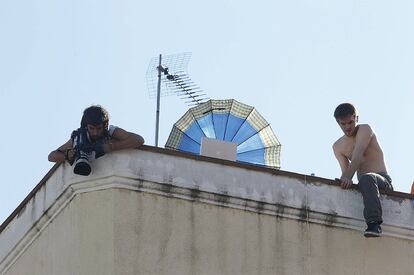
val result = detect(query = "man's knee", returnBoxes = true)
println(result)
[358,173,381,200]
[359,173,377,186]
[358,173,380,194]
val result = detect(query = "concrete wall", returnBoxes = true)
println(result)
[1,147,414,275]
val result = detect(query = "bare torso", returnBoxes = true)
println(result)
[334,124,387,178]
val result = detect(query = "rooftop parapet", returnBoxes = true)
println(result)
[1,146,414,272]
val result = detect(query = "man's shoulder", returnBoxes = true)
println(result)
[108,125,118,136]
[356,124,374,138]
[109,126,131,140]
[333,135,346,150]
[358,124,372,130]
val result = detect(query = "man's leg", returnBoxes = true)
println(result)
[358,173,383,224]
[358,173,393,237]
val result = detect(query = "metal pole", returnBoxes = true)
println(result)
[155,54,162,147]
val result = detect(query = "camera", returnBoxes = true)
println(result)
[71,128,106,176]
[72,128,93,176]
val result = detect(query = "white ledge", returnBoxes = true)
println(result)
[1,148,414,272]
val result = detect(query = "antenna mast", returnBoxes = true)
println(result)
[155,54,162,147]
[146,52,208,147]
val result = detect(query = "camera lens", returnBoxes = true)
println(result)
[73,151,91,176]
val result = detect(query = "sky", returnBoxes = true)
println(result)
[1,0,414,224]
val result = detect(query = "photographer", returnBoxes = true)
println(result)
[48,105,145,176]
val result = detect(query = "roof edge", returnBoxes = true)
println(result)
[1,145,412,234]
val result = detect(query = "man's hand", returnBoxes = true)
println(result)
[65,149,76,163]
[339,176,353,189]
[103,142,113,153]
[94,143,106,158]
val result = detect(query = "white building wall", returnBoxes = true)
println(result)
[1,147,414,275]
[5,190,115,275]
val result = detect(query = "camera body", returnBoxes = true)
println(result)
[71,128,106,176]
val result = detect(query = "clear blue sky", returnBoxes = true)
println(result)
[1,0,413,223]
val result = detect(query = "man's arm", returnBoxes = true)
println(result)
[104,128,144,153]
[341,125,373,180]
[333,143,352,188]
[48,139,75,163]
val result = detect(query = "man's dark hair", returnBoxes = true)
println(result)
[80,105,110,129]
[334,103,357,119]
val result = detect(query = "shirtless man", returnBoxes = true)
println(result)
[332,103,393,237]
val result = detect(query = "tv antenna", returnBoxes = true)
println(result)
[146,52,208,147]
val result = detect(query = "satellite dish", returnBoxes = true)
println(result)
[165,99,281,169]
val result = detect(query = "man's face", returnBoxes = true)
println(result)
[337,115,358,137]
[87,124,104,141]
